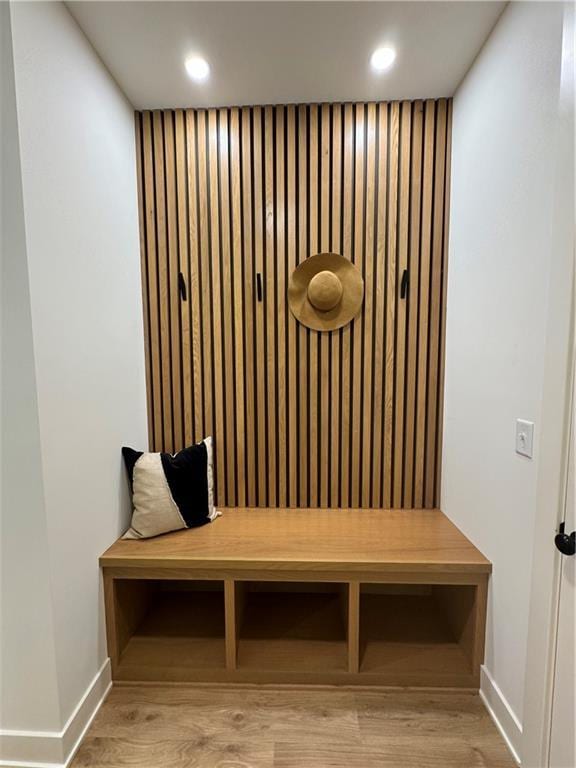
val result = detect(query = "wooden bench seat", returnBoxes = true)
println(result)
[101,508,491,689]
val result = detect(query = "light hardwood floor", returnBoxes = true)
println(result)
[71,685,516,767]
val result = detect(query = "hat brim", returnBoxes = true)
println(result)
[288,253,364,332]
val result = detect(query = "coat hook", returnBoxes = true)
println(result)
[178,272,187,301]
[400,269,409,299]
[256,272,263,302]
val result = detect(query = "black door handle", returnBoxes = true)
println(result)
[555,522,576,556]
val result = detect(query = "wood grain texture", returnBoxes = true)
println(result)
[224,579,238,670]
[100,508,490,573]
[238,591,348,673]
[414,101,435,507]
[359,592,472,685]
[436,99,453,505]
[70,686,516,768]
[348,582,360,673]
[116,590,227,683]
[403,101,424,508]
[135,101,452,508]
[101,550,489,687]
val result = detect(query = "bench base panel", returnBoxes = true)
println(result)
[103,571,487,690]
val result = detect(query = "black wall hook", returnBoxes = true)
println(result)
[256,272,263,302]
[178,272,187,301]
[400,269,409,299]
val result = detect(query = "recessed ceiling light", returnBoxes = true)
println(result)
[370,47,396,73]
[185,56,210,82]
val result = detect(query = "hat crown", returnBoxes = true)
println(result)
[307,270,343,312]
[288,252,364,332]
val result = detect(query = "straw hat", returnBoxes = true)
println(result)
[288,253,364,332]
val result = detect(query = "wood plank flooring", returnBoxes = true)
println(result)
[71,685,516,767]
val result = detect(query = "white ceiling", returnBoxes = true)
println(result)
[67,1,505,109]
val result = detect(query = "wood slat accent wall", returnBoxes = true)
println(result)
[135,99,452,509]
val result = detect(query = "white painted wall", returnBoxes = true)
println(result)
[1,0,147,750]
[1,1,62,734]
[443,0,564,747]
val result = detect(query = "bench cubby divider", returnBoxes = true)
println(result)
[101,509,490,688]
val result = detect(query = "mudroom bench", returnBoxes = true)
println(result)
[100,508,491,689]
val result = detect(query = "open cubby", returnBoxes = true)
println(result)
[105,576,483,685]
[113,579,226,680]
[102,508,490,687]
[236,582,348,673]
[359,584,476,683]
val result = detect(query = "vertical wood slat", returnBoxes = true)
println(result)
[383,102,399,508]
[175,110,194,447]
[340,103,354,507]
[240,107,256,506]
[426,99,448,508]
[207,110,226,502]
[152,111,173,453]
[264,106,277,506]
[371,103,387,506]
[435,100,453,504]
[361,103,376,508]
[196,111,216,460]
[142,112,162,451]
[134,115,154,446]
[217,109,236,505]
[230,108,246,507]
[137,100,451,510]
[330,104,342,507]
[393,102,412,507]
[350,104,365,509]
[186,111,205,444]
[253,107,267,505]
[276,107,287,507]
[414,100,436,508]
[319,103,331,508]
[403,101,424,508]
[308,104,319,508]
[286,106,298,507]
[297,104,309,506]
[163,111,183,453]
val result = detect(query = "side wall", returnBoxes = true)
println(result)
[2,0,147,757]
[0,0,62,736]
[442,0,564,758]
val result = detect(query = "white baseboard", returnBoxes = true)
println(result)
[0,658,111,768]
[480,665,523,765]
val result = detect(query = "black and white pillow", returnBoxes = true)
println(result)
[122,436,219,539]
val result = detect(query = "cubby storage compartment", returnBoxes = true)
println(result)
[102,508,490,687]
[104,577,483,685]
[236,582,348,673]
[112,579,226,681]
[359,584,477,684]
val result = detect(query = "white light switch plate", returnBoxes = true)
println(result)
[516,419,534,458]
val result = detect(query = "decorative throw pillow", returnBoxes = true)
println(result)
[122,436,219,539]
